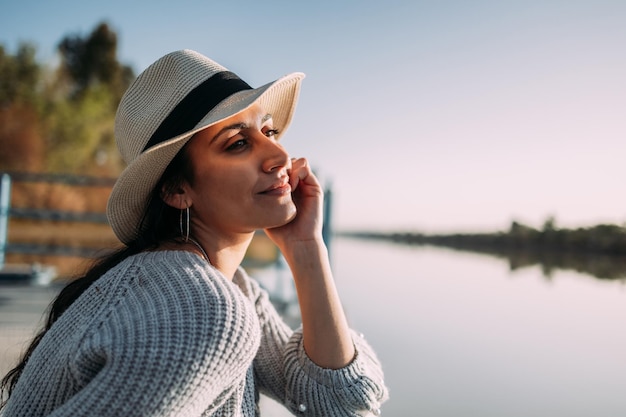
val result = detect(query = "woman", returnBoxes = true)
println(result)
[1,49,388,416]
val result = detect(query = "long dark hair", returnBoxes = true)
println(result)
[0,145,194,408]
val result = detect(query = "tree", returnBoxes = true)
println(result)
[0,43,45,171]
[542,215,557,232]
[1,22,135,175]
[57,22,134,103]
[46,22,135,174]
[0,43,41,107]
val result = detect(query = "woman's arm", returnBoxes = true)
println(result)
[262,159,389,415]
[281,238,354,368]
[42,254,260,417]
[237,267,388,416]
[265,157,354,369]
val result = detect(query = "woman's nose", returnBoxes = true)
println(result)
[261,136,290,173]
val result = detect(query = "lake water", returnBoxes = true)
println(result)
[2,237,625,416]
[331,237,626,417]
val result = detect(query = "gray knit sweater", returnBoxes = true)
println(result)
[3,251,388,416]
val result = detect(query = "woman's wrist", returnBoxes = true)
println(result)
[280,237,327,267]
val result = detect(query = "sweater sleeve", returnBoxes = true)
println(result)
[47,255,260,417]
[237,269,389,417]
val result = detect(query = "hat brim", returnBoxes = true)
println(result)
[107,72,305,244]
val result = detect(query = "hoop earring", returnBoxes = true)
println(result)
[179,204,190,242]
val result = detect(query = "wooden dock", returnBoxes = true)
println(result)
[0,263,57,285]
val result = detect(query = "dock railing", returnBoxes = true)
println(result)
[0,171,333,288]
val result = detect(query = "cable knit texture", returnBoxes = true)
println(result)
[3,251,388,416]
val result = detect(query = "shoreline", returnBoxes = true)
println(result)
[340,224,626,280]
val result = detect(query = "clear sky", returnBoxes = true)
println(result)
[2,0,625,233]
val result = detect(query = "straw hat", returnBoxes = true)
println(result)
[106,49,305,244]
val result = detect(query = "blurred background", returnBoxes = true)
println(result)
[1,1,625,416]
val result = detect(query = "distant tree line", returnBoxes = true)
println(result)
[0,22,134,177]
[343,217,626,257]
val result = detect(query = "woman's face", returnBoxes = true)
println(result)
[183,103,297,235]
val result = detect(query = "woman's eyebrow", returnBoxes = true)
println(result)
[211,122,248,143]
[210,114,272,143]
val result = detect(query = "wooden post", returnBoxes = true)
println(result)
[0,173,11,269]
[322,182,333,257]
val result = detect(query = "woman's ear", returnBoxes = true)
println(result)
[161,182,191,209]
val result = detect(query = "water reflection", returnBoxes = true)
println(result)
[3,237,626,416]
[438,245,626,282]
[332,237,626,417]
[343,235,626,282]
[506,250,626,281]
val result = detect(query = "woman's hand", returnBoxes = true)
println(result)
[264,157,324,250]
[265,158,355,370]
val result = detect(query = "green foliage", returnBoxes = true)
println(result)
[0,43,41,108]
[0,22,134,176]
[345,218,626,279]
[542,215,556,232]
[0,44,46,171]
[349,217,626,258]
[57,22,134,104]
[45,84,120,173]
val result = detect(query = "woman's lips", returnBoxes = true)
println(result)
[260,182,292,196]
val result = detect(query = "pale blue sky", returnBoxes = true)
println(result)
[2,0,625,232]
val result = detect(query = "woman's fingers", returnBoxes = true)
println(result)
[288,157,309,192]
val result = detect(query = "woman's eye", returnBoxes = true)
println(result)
[265,129,280,138]
[226,138,248,151]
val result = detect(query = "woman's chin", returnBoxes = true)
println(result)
[284,206,298,223]
[264,205,297,229]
